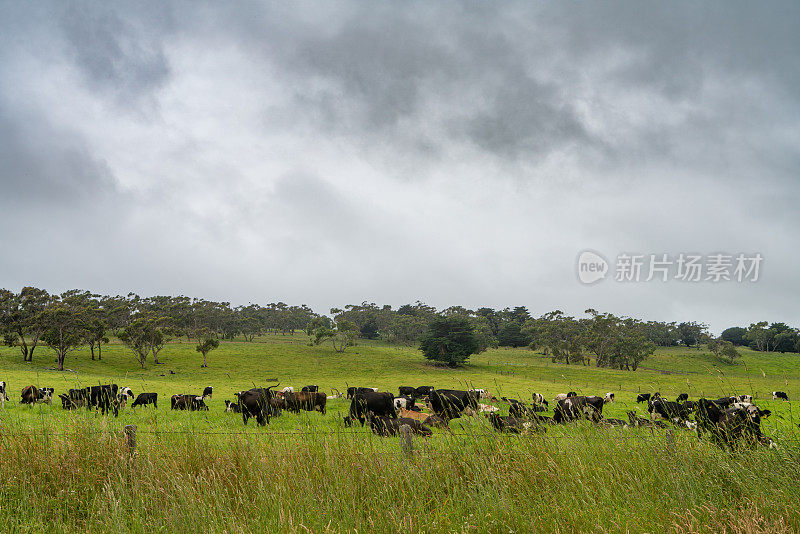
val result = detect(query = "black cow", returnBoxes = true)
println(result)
[502,397,536,418]
[367,414,432,437]
[344,391,396,427]
[677,393,689,402]
[772,391,789,401]
[414,386,434,398]
[428,389,477,420]
[301,385,319,393]
[69,388,90,402]
[346,386,379,399]
[236,386,279,426]
[553,396,604,423]
[398,386,415,397]
[636,393,654,403]
[696,398,773,449]
[58,393,82,410]
[89,385,119,416]
[224,400,241,413]
[131,392,158,409]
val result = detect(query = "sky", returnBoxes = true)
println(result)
[1,2,798,334]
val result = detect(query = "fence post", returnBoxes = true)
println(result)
[124,424,137,455]
[399,424,413,456]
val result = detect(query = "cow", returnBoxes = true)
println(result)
[414,386,434,398]
[600,418,628,428]
[283,391,327,415]
[21,385,39,405]
[69,388,90,403]
[346,386,378,399]
[38,388,54,404]
[301,385,319,393]
[117,387,134,408]
[131,392,158,409]
[696,398,774,449]
[636,393,651,403]
[531,393,549,407]
[89,385,119,416]
[236,386,279,426]
[398,386,415,397]
[344,391,396,427]
[503,398,536,419]
[627,410,667,428]
[224,400,241,413]
[648,398,694,423]
[171,394,209,411]
[478,403,499,413]
[281,386,294,395]
[677,393,689,402]
[487,413,537,433]
[553,391,578,403]
[553,395,604,423]
[468,388,493,400]
[735,394,753,404]
[773,391,789,401]
[603,392,615,404]
[0,381,7,408]
[58,393,83,410]
[428,389,478,420]
[367,414,432,437]
[393,395,417,411]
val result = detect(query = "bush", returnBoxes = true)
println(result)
[419,316,478,367]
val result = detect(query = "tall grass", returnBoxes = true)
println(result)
[1,421,798,533]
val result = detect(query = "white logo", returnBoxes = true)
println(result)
[577,250,608,284]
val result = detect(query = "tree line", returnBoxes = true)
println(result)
[0,287,796,371]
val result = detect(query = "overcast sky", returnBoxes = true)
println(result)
[1,2,798,333]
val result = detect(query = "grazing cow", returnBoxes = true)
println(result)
[502,398,536,418]
[367,414,432,437]
[346,386,378,399]
[553,396,605,423]
[487,413,538,433]
[117,387,134,408]
[202,386,213,400]
[648,398,694,423]
[604,392,615,404]
[344,391,396,427]
[773,391,789,401]
[627,411,667,428]
[301,385,319,393]
[677,393,689,402]
[236,386,280,426]
[636,393,651,403]
[393,395,417,411]
[553,391,578,403]
[171,394,209,411]
[89,385,119,416]
[38,388,54,404]
[531,393,549,407]
[0,381,7,408]
[428,389,478,421]
[283,391,327,414]
[281,386,294,395]
[131,392,158,409]
[398,386,415,397]
[58,393,83,410]
[224,400,241,413]
[414,386,434,398]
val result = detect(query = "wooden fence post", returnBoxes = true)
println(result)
[399,424,413,456]
[124,424,137,455]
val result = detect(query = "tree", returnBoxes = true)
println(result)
[196,333,219,368]
[678,321,707,347]
[719,341,741,364]
[745,322,769,352]
[118,313,169,369]
[497,322,529,348]
[39,295,87,371]
[419,316,478,368]
[0,287,51,362]
[310,318,359,353]
[720,327,748,346]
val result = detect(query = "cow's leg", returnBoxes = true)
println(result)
[256,412,266,426]
[242,411,249,425]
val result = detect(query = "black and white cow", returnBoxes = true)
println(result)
[202,386,213,400]
[553,391,578,403]
[224,400,242,413]
[695,398,773,449]
[773,391,789,401]
[648,398,694,423]
[0,381,6,408]
[131,392,158,408]
[531,393,549,407]
[393,395,417,411]
[553,395,605,423]
[604,392,615,404]
[488,413,538,434]
[117,387,135,408]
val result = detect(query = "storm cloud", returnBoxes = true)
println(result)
[0,2,798,332]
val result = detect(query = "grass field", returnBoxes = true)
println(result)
[1,335,799,532]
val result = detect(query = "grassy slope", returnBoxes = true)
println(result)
[1,336,799,533]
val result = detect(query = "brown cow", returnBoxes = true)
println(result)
[21,385,40,405]
[283,391,327,415]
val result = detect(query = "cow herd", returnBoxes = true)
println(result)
[1,378,791,450]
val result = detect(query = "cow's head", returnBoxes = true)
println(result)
[604,393,615,404]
